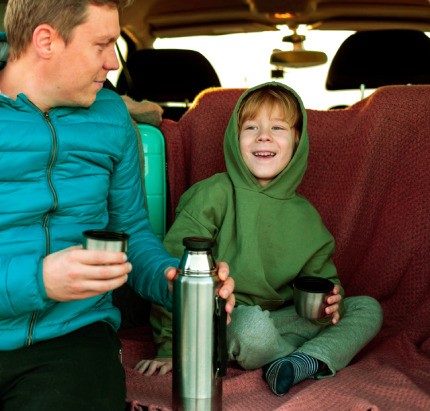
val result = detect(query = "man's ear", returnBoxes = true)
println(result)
[32,24,60,59]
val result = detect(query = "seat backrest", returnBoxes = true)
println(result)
[117,49,221,120]
[326,29,430,90]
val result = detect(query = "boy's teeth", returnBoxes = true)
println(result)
[255,152,274,157]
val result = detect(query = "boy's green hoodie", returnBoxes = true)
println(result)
[153,82,342,357]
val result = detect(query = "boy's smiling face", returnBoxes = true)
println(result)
[239,102,299,186]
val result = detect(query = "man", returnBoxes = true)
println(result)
[0,1,234,410]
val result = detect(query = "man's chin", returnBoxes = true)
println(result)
[54,88,100,108]
[70,94,98,108]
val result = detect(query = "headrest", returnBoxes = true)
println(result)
[326,30,430,90]
[117,48,221,102]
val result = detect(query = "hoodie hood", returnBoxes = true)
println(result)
[224,81,308,199]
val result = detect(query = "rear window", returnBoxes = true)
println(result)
[153,29,371,109]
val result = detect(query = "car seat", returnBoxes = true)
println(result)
[116,48,221,121]
[326,29,430,92]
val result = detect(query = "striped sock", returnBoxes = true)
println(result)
[263,353,321,396]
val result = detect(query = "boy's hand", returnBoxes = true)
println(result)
[164,261,235,323]
[325,284,343,324]
[134,357,172,376]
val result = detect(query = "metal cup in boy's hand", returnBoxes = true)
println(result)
[293,276,334,320]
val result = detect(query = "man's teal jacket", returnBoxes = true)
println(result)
[0,88,177,350]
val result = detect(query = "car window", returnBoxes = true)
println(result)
[153,29,375,110]
[109,25,429,111]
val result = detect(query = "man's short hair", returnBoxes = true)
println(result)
[4,0,133,60]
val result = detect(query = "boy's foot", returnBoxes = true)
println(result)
[263,353,323,396]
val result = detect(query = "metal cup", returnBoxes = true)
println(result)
[293,276,334,320]
[82,229,129,252]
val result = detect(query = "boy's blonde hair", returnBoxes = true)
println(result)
[237,85,303,139]
[4,0,133,60]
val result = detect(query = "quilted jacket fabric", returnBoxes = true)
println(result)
[0,88,177,350]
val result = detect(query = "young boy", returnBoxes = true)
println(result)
[137,82,383,396]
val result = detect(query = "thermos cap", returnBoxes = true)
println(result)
[183,236,214,251]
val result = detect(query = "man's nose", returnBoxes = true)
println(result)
[105,47,120,71]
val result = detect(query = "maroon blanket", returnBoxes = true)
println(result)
[121,85,430,410]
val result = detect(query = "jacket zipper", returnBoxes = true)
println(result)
[27,112,59,346]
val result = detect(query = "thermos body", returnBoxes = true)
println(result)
[172,237,227,411]
[173,275,221,410]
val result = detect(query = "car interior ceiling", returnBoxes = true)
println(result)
[120,0,430,43]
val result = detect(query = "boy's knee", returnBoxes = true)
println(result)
[227,305,280,369]
[228,305,268,340]
[345,295,383,330]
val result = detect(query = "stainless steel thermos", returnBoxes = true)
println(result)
[172,237,227,411]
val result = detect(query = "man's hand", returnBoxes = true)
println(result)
[164,261,235,322]
[43,245,132,301]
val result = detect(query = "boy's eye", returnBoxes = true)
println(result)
[242,123,257,131]
[273,123,291,131]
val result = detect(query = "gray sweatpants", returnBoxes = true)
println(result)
[227,296,383,377]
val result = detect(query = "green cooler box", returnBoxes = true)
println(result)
[137,124,166,240]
